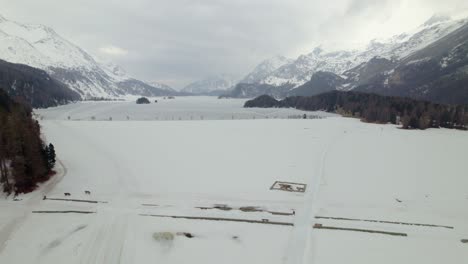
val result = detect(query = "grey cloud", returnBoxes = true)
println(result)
[0,0,466,88]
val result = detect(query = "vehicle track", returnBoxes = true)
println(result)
[80,212,128,264]
[283,126,349,264]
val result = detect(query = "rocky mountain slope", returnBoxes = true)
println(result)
[0,14,174,99]
[353,20,468,105]
[228,15,468,103]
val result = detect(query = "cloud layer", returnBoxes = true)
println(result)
[99,45,129,56]
[1,0,467,88]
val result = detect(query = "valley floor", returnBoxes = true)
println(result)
[1,97,467,264]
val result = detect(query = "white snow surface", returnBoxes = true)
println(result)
[0,17,98,70]
[36,96,329,121]
[1,97,467,264]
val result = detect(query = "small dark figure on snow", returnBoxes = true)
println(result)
[85,190,91,195]
[64,193,71,196]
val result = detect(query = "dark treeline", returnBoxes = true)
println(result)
[245,91,468,130]
[0,89,56,194]
[0,59,80,108]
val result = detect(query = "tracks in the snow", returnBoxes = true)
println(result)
[139,214,294,226]
[315,216,454,230]
[80,212,128,264]
[32,210,96,214]
[0,159,68,254]
[43,198,108,204]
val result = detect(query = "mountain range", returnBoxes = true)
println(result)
[226,14,468,105]
[181,74,238,95]
[0,14,175,99]
[1,13,467,106]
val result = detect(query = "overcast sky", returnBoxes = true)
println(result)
[1,0,468,89]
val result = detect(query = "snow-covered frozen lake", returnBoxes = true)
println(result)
[36,96,332,121]
[1,96,468,264]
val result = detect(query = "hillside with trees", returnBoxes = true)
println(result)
[0,89,56,194]
[245,91,468,130]
[0,59,80,108]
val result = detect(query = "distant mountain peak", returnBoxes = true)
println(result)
[423,14,452,27]
[146,81,176,92]
[312,47,324,55]
[240,55,293,84]
[182,74,238,94]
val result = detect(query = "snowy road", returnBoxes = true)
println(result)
[1,98,468,263]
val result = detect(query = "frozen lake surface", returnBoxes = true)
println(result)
[1,96,467,264]
[37,96,333,121]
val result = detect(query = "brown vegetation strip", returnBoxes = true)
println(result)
[196,206,293,216]
[44,198,108,204]
[313,224,407,237]
[268,211,294,216]
[315,216,453,230]
[139,214,294,226]
[32,211,96,214]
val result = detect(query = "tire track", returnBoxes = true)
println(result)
[80,212,128,264]
[283,126,348,264]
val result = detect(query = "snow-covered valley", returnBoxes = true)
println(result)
[1,97,467,264]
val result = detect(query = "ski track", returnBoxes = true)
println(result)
[283,123,352,264]
[0,159,67,254]
[80,211,128,264]
[49,120,133,198]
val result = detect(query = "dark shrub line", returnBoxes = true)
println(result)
[245,91,468,130]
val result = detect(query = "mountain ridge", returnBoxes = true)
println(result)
[225,14,468,104]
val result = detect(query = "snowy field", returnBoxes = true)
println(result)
[1,96,468,263]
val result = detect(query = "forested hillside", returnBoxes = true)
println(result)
[245,91,468,130]
[0,59,80,108]
[0,89,55,194]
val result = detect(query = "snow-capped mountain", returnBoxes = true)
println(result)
[242,15,467,90]
[241,55,293,84]
[245,14,468,105]
[352,18,468,105]
[0,14,173,99]
[182,74,238,95]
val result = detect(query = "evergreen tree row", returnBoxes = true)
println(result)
[245,91,468,130]
[0,89,56,195]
